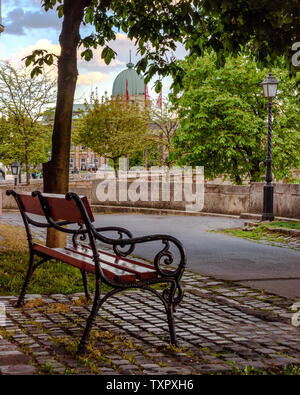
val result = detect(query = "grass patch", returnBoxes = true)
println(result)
[0,223,111,296]
[265,221,300,231]
[216,222,299,250]
[0,250,101,296]
[0,223,36,252]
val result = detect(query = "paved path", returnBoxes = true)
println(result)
[1,212,300,298]
[0,271,300,375]
[92,214,300,298]
[1,212,300,374]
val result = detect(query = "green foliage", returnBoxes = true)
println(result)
[148,99,179,167]
[24,1,299,194]
[0,117,51,168]
[171,52,300,183]
[0,62,55,183]
[27,1,299,92]
[72,94,149,174]
[199,0,299,71]
[23,50,59,78]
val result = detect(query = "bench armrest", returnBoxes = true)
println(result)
[92,228,187,280]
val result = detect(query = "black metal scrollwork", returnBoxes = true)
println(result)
[154,240,175,277]
[162,281,184,308]
[72,224,87,248]
[112,230,135,257]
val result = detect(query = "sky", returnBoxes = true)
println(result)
[0,0,187,103]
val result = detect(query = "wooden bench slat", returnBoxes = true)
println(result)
[44,195,94,223]
[66,246,158,280]
[18,193,94,223]
[18,194,44,216]
[32,244,137,282]
[86,245,156,270]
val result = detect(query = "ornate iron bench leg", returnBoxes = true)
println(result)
[166,304,177,346]
[16,252,35,307]
[78,278,101,354]
[80,270,91,301]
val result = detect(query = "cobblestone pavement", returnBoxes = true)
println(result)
[1,212,300,374]
[1,270,300,375]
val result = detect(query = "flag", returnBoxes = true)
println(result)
[126,79,129,101]
[145,84,150,101]
[156,89,162,108]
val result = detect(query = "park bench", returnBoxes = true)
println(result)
[6,190,187,354]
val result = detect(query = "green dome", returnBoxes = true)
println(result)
[112,62,145,96]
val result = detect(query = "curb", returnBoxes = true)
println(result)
[240,212,300,222]
[90,204,241,219]
[261,226,300,237]
[243,221,300,238]
[2,207,299,223]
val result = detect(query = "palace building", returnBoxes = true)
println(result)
[0,0,4,34]
[69,59,147,171]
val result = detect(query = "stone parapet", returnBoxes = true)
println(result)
[0,179,299,218]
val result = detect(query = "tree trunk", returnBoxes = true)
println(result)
[18,165,22,184]
[25,144,30,185]
[112,158,119,179]
[43,0,89,247]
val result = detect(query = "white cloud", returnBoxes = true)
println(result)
[77,72,111,86]
[5,33,187,102]
[11,39,60,61]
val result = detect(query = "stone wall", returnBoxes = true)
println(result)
[249,182,300,219]
[0,179,299,218]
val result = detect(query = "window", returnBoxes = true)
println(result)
[80,158,86,170]
[69,158,74,169]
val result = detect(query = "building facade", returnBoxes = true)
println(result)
[69,61,147,171]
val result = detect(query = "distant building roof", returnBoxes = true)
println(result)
[112,62,145,96]
[0,0,4,33]
[73,104,88,112]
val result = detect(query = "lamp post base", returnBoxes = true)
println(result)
[262,183,274,221]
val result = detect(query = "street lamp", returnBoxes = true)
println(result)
[11,159,21,186]
[261,72,278,221]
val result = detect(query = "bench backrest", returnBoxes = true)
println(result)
[18,192,94,224]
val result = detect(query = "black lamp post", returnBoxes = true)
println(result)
[261,72,278,221]
[11,159,21,186]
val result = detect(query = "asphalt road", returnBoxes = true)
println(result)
[93,214,300,298]
[1,212,300,298]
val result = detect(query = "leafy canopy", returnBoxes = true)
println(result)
[171,52,300,183]
[0,62,55,182]
[72,94,149,170]
[25,1,299,92]
[148,99,179,167]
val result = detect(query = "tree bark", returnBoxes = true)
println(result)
[112,158,119,179]
[25,142,30,185]
[43,0,89,247]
